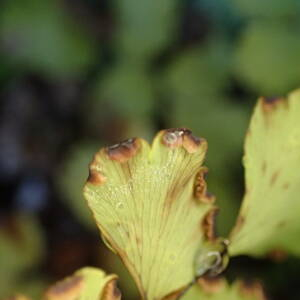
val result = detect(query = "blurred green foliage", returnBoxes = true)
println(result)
[114,0,178,60]
[231,0,300,18]
[0,0,95,78]
[0,214,46,298]
[234,21,300,95]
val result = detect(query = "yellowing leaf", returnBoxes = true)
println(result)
[83,129,226,300]
[182,278,266,300]
[43,267,120,300]
[229,89,300,257]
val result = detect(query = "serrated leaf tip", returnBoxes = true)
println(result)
[161,128,207,153]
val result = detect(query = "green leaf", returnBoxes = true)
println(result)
[182,278,266,300]
[229,89,300,257]
[43,267,120,300]
[83,129,227,300]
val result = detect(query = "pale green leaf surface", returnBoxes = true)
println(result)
[229,89,300,257]
[182,278,265,300]
[44,267,120,300]
[83,129,219,300]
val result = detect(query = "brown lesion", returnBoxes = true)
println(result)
[270,170,280,186]
[276,221,286,228]
[86,153,107,185]
[161,128,206,154]
[261,96,288,114]
[106,138,139,163]
[135,236,141,246]
[194,167,216,204]
[44,275,84,300]
[202,208,219,242]
[101,279,121,300]
[261,161,267,174]
[197,277,226,294]
[282,182,290,190]
[87,169,106,185]
[201,192,216,204]
[194,167,208,198]
[267,248,288,262]
[238,280,266,300]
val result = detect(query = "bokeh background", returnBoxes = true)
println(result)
[1,0,300,299]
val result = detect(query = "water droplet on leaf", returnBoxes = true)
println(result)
[194,240,229,278]
[164,132,178,144]
[116,202,124,209]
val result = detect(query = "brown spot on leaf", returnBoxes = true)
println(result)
[236,215,245,227]
[197,277,226,293]
[270,170,279,186]
[261,96,287,114]
[87,169,106,185]
[202,208,219,241]
[162,128,206,153]
[268,249,288,262]
[264,97,281,104]
[106,138,139,163]
[276,221,286,228]
[282,182,290,190]
[44,275,84,300]
[136,236,141,245]
[101,279,121,300]
[238,280,266,300]
[194,167,208,200]
[246,129,251,137]
[201,192,216,204]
